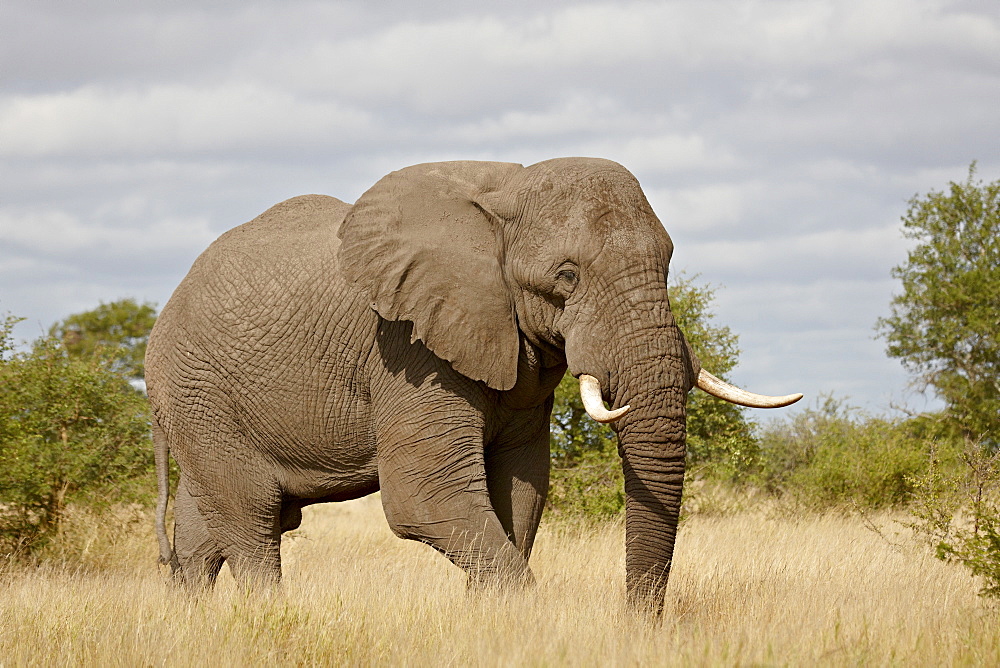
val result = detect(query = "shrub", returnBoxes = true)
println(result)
[908,443,1000,598]
[672,274,759,479]
[754,396,959,510]
[49,298,157,382]
[548,449,625,521]
[547,370,624,519]
[0,316,153,558]
[876,164,1000,448]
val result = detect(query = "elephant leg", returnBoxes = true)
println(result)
[172,475,225,587]
[208,475,284,588]
[486,406,551,560]
[376,413,532,588]
[176,440,284,589]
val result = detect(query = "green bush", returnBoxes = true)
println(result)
[908,444,1000,598]
[548,449,625,521]
[876,164,1000,448]
[49,298,157,382]
[547,369,624,519]
[754,397,959,510]
[672,274,759,479]
[0,316,153,558]
[684,387,760,480]
[875,165,1000,597]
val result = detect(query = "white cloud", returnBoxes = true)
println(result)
[0,207,216,258]
[581,134,743,176]
[450,96,631,142]
[690,275,915,414]
[685,224,907,282]
[0,83,372,158]
[1,0,997,414]
[646,182,755,233]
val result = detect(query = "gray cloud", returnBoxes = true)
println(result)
[1,0,997,417]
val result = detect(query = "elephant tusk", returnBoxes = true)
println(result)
[578,374,631,423]
[696,369,803,408]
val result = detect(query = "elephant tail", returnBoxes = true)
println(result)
[152,418,174,566]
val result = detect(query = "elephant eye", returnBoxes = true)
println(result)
[556,268,578,285]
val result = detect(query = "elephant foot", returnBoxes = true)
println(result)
[624,576,668,617]
[464,554,536,595]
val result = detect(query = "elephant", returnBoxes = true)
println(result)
[146,157,801,611]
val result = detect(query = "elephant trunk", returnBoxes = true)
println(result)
[579,335,801,611]
[611,345,691,612]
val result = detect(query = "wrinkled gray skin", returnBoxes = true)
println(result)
[147,158,706,610]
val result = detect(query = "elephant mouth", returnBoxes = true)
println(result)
[577,371,802,423]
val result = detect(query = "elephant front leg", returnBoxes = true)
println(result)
[485,404,551,561]
[375,413,533,588]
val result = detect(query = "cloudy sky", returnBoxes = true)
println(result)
[1,0,997,417]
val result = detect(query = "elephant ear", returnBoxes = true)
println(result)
[338,161,524,391]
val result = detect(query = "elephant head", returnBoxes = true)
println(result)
[338,157,800,608]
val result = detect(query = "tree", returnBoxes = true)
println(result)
[671,274,758,475]
[49,299,157,381]
[0,316,153,556]
[549,371,623,518]
[877,164,1000,447]
[547,275,757,516]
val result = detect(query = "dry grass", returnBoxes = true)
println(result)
[1,496,997,666]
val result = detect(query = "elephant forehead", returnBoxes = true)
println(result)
[556,193,672,261]
[605,216,673,257]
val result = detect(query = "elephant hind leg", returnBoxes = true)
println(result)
[207,483,284,590]
[173,471,283,589]
[172,475,225,588]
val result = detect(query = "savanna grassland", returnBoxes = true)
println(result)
[1,494,997,667]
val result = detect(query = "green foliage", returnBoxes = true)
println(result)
[754,397,959,510]
[49,298,157,381]
[0,316,153,557]
[908,444,1000,598]
[548,370,623,519]
[549,369,618,467]
[547,448,626,521]
[875,165,1000,596]
[546,275,756,518]
[877,164,1000,446]
[671,274,758,477]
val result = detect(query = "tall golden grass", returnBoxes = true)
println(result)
[1,495,997,666]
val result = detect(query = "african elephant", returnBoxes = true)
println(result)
[146,157,800,611]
